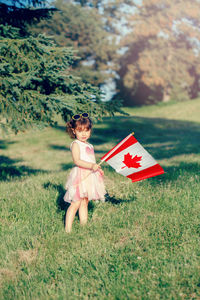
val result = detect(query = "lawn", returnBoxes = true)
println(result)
[0,99,200,299]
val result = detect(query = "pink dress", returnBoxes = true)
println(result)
[64,139,106,203]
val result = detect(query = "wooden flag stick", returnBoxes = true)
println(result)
[72,162,103,188]
[98,159,104,166]
[98,132,134,166]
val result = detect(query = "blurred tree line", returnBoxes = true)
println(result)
[31,0,118,87]
[33,0,200,106]
[1,0,200,134]
[117,0,200,105]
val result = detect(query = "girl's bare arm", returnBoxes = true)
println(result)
[71,142,99,171]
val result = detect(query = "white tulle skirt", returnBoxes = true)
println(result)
[64,167,106,203]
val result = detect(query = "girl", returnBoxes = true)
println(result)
[64,113,106,233]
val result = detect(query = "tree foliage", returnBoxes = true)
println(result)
[30,0,118,86]
[0,1,56,35]
[0,1,123,134]
[117,0,200,105]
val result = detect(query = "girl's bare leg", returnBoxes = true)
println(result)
[79,198,89,226]
[65,200,81,233]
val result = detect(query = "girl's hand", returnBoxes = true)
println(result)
[99,169,104,176]
[92,163,101,172]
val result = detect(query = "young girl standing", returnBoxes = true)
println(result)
[64,113,106,233]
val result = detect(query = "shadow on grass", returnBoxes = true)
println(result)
[60,162,74,171]
[43,182,68,226]
[0,140,17,149]
[52,116,200,162]
[43,182,68,210]
[90,116,200,160]
[105,193,136,205]
[0,155,48,181]
[49,144,69,151]
[148,161,200,186]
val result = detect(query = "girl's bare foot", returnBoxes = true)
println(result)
[65,227,71,233]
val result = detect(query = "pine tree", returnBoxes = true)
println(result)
[0,1,123,133]
[0,1,56,35]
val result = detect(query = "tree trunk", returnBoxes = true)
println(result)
[162,87,171,102]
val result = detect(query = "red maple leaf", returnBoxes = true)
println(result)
[121,153,142,169]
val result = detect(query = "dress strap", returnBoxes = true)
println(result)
[70,140,79,150]
[70,139,93,150]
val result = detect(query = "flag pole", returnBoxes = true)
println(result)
[98,132,134,166]
[98,159,104,166]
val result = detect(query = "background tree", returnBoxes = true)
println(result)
[0,0,123,133]
[30,0,118,87]
[116,0,200,106]
[0,0,56,35]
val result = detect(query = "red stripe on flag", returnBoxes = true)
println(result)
[101,135,138,162]
[127,164,164,182]
[100,134,131,161]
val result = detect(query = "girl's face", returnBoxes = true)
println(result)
[73,126,91,143]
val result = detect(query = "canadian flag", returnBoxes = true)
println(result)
[101,133,164,182]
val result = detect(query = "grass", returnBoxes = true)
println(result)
[0,98,200,299]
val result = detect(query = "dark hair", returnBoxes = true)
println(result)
[66,116,92,139]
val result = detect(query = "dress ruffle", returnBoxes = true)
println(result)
[64,166,106,203]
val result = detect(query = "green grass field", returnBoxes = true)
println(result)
[0,99,200,299]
